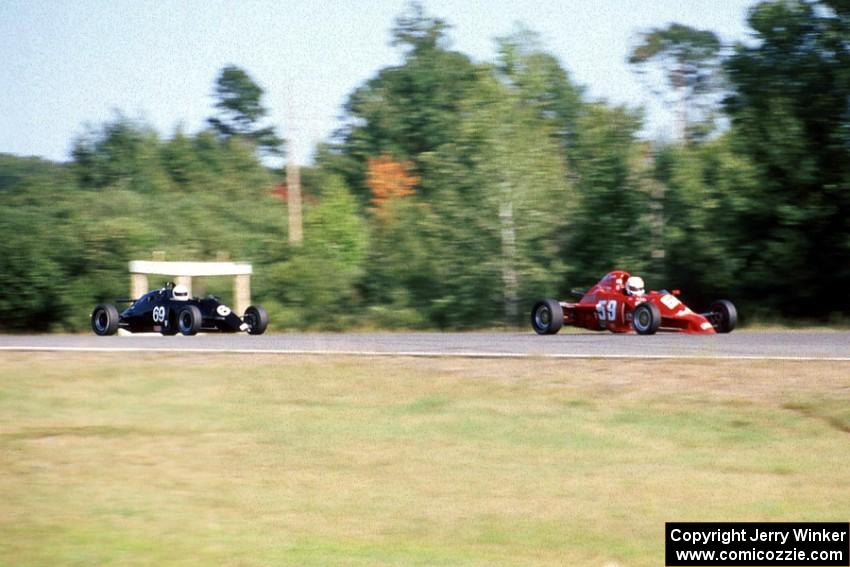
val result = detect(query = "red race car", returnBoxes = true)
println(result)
[531,270,737,335]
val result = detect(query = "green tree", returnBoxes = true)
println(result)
[0,218,69,331]
[652,137,758,308]
[322,1,479,204]
[362,68,573,328]
[565,104,651,289]
[629,23,723,143]
[208,65,284,157]
[161,127,203,188]
[495,28,658,296]
[1,113,286,331]
[495,26,585,151]
[0,164,76,331]
[72,115,171,193]
[723,0,850,316]
[272,176,367,329]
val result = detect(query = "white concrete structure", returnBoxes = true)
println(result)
[129,261,252,315]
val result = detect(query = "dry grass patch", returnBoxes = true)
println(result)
[0,353,848,566]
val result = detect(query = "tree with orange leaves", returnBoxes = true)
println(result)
[366,155,418,218]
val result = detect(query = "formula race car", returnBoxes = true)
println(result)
[91,283,269,336]
[531,271,736,335]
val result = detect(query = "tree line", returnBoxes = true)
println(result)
[1,0,848,331]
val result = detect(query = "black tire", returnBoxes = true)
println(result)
[244,305,269,335]
[91,304,120,336]
[160,311,179,336]
[632,302,661,335]
[709,299,737,333]
[531,299,563,335]
[177,305,202,336]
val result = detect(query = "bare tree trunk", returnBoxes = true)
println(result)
[650,180,665,269]
[675,88,687,143]
[500,198,518,326]
[672,66,687,143]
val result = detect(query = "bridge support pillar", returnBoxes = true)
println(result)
[234,274,251,315]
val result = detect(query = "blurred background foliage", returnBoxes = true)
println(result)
[1,0,849,331]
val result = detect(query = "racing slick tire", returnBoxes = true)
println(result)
[161,325,179,335]
[160,317,179,336]
[177,305,202,336]
[244,305,269,335]
[91,304,120,336]
[709,299,737,333]
[632,302,661,335]
[531,299,563,335]
[160,308,179,336]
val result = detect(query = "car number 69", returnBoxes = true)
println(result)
[152,306,166,323]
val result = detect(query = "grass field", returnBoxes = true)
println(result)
[1,353,848,566]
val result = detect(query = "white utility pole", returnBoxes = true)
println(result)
[285,86,303,246]
[287,155,302,245]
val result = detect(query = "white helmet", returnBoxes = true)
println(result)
[625,276,645,297]
[172,284,190,301]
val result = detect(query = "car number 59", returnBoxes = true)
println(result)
[596,300,618,323]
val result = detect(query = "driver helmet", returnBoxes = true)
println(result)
[625,276,645,297]
[172,284,190,301]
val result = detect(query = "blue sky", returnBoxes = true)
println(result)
[0,0,756,165]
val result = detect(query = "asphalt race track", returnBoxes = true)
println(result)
[1,331,849,360]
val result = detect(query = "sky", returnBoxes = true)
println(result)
[0,0,757,166]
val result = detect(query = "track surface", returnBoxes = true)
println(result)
[1,331,849,360]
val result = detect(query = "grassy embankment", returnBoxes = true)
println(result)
[1,353,848,566]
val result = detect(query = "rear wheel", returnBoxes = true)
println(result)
[531,299,563,335]
[244,305,269,335]
[632,302,661,335]
[91,304,120,336]
[177,305,202,336]
[709,299,737,333]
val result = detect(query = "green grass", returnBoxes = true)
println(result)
[1,353,848,566]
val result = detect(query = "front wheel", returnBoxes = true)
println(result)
[531,299,563,335]
[244,305,269,335]
[709,300,737,333]
[632,302,661,335]
[91,304,120,336]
